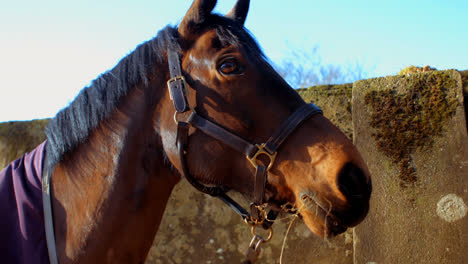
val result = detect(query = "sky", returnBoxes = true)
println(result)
[1,0,467,122]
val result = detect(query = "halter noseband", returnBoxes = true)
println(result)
[166,47,323,226]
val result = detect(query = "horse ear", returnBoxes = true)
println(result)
[179,0,217,39]
[225,0,250,25]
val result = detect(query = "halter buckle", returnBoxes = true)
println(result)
[167,75,188,101]
[247,143,277,171]
[168,75,197,124]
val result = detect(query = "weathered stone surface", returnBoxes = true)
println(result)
[352,70,468,264]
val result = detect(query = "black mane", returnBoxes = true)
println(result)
[45,26,180,171]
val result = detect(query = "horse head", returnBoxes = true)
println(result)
[159,0,371,238]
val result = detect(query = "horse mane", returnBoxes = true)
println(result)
[45,26,180,171]
[44,15,274,172]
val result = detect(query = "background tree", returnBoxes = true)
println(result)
[275,46,370,88]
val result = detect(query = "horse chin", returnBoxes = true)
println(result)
[297,193,348,238]
[300,210,348,238]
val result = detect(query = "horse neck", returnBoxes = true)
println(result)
[50,76,181,263]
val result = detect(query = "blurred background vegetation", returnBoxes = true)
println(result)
[275,45,372,88]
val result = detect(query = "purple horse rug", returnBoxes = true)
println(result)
[0,141,49,264]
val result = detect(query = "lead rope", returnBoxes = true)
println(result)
[279,214,299,264]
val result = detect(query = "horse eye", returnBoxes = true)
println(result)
[218,58,242,75]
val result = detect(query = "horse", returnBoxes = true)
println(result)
[0,0,372,263]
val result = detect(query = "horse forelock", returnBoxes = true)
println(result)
[211,15,266,63]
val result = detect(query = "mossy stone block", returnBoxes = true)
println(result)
[352,70,468,264]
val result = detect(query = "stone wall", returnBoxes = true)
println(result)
[352,70,467,264]
[0,84,354,264]
[0,70,466,263]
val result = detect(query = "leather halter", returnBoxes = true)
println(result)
[167,47,323,225]
[41,45,323,264]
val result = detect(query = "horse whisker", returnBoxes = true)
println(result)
[279,214,298,264]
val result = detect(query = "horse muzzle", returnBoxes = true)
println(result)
[297,163,371,237]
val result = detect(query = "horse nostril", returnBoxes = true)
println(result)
[337,162,371,201]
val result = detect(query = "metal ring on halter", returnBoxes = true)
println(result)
[250,204,268,225]
[251,225,273,242]
[246,143,277,171]
[249,235,265,251]
[243,205,269,227]
[174,109,196,124]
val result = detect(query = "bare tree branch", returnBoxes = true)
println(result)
[275,46,370,88]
